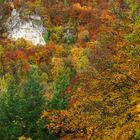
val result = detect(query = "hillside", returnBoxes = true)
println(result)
[0,0,140,140]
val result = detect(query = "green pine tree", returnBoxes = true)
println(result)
[48,65,71,110]
[0,69,54,140]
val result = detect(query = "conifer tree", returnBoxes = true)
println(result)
[48,64,71,110]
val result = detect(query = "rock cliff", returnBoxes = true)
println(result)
[7,8,45,45]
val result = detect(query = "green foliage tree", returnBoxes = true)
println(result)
[19,69,46,139]
[0,78,20,140]
[49,26,63,44]
[0,69,49,140]
[0,0,4,4]
[43,31,49,43]
[48,64,71,110]
[64,34,75,45]
[132,129,140,140]
[64,0,69,7]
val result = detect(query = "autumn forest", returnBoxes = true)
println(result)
[0,0,140,140]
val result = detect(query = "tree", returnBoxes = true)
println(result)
[48,64,71,110]
[43,1,140,139]
[0,0,4,4]
[0,68,48,139]
[70,47,89,72]
[0,77,23,140]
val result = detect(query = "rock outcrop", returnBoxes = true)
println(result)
[7,9,46,45]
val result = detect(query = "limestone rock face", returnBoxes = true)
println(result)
[7,9,46,45]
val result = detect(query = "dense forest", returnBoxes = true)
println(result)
[0,0,140,140]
